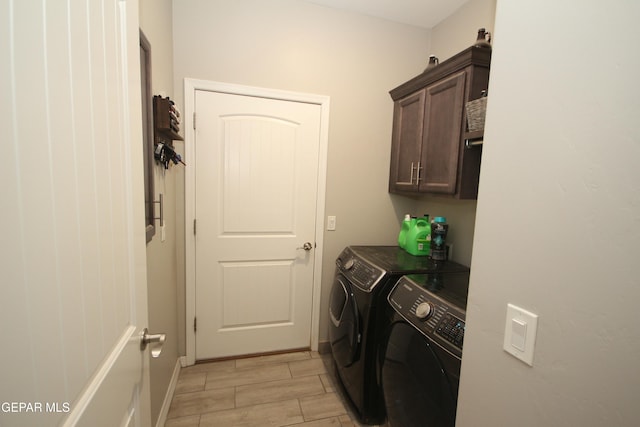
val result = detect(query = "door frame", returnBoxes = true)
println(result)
[184,79,330,365]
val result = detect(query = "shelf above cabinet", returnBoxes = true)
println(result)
[390,46,491,102]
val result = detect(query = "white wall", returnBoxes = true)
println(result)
[457,1,640,425]
[172,0,430,344]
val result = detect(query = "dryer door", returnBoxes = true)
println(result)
[329,274,360,367]
[382,321,459,427]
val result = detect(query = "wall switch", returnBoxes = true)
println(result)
[503,303,538,366]
[510,318,527,351]
[327,216,336,231]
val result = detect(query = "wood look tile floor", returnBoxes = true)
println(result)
[165,351,378,427]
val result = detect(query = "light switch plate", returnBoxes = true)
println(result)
[327,216,336,231]
[503,303,538,366]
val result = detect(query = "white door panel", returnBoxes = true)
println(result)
[1,0,151,426]
[195,90,320,359]
[222,116,298,233]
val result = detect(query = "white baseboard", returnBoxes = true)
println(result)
[155,358,181,427]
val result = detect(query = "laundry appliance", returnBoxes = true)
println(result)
[381,272,470,427]
[328,246,469,424]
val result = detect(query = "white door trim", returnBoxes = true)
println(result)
[184,79,329,366]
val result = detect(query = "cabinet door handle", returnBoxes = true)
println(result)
[409,162,415,184]
[416,162,422,184]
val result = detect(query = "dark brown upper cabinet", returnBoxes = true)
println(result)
[389,46,491,199]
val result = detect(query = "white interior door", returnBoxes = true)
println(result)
[0,1,151,426]
[194,89,322,360]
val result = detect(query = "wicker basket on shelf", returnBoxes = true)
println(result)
[465,94,487,132]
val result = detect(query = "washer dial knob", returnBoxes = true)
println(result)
[415,302,433,320]
[343,258,355,270]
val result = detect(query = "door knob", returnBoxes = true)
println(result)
[140,328,166,358]
[297,242,313,251]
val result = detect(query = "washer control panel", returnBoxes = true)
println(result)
[388,275,466,358]
[335,247,385,292]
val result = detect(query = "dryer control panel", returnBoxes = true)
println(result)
[336,247,385,292]
[388,275,467,358]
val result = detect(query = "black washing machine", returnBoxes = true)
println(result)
[328,246,469,425]
[380,272,469,427]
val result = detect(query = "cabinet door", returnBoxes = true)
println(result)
[419,71,466,194]
[389,90,425,193]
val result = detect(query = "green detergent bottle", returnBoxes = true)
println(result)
[405,215,431,256]
[397,214,412,248]
[416,214,431,256]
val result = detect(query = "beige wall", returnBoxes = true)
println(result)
[457,0,640,425]
[431,0,497,62]
[139,0,180,424]
[172,0,430,345]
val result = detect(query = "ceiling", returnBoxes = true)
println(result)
[305,0,469,29]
